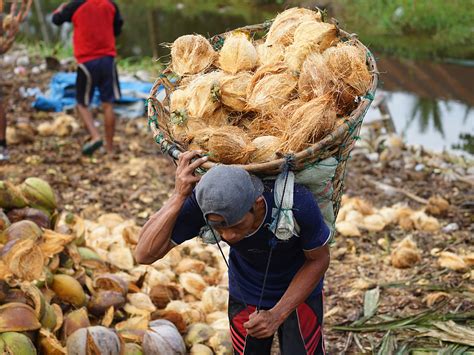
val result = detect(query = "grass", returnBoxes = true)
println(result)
[336,0,474,60]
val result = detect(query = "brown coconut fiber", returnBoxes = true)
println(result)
[218,72,252,112]
[256,42,285,66]
[250,136,282,163]
[285,21,339,72]
[171,35,216,76]
[265,7,322,47]
[186,71,225,120]
[188,126,255,164]
[218,33,258,74]
[298,53,334,101]
[324,43,372,96]
[281,94,337,153]
[170,118,208,143]
[247,66,297,115]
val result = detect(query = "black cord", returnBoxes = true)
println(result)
[256,155,294,311]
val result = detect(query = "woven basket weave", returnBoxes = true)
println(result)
[147,17,378,218]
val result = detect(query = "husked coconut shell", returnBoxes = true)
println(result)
[324,43,371,96]
[280,94,337,152]
[186,71,225,120]
[285,21,338,72]
[189,126,255,165]
[391,237,421,269]
[298,53,334,101]
[265,7,321,47]
[247,69,297,115]
[170,118,208,143]
[250,136,282,163]
[218,33,257,74]
[256,42,285,66]
[218,72,252,111]
[171,35,216,76]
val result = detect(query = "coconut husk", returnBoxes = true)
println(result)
[171,34,216,76]
[280,94,337,153]
[186,71,224,119]
[218,33,257,74]
[170,118,208,143]
[169,89,189,115]
[324,42,372,111]
[3,238,45,281]
[249,136,282,163]
[218,72,252,111]
[285,21,339,72]
[256,42,285,66]
[265,7,321,47]
[206,107,229,127]
[189,126,255,164]
[247,68,297,116]
[391,237,421,269]
[248,62,287,90]
[298,53,334,101]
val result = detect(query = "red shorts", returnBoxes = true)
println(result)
[228,293,325,355]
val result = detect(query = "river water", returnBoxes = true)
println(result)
[20,1,474,156]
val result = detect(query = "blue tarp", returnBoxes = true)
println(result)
[33,72,156,118]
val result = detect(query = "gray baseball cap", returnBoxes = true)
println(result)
[195,165,264,227]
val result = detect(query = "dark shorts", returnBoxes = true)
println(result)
[229,293,325,355]
[76,56,120,106]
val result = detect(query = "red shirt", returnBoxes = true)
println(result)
[52,0,123,63]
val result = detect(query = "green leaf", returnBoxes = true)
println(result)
[418,321,474,347]
[364,287,380,319]
[377,330,396,355]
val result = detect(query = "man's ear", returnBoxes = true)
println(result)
[255,196,265,206]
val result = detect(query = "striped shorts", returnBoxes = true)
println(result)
[228,293,325,355]
[76,56,120,106]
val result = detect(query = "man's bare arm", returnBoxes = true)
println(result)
[134,151,207,264]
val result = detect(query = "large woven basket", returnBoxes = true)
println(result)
[147,17,378,218]
[0,0,32,55]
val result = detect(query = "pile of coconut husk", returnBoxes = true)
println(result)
[0,177,232,354]
[163,7,372,164]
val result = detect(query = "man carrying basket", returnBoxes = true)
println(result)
[136,150,331,354]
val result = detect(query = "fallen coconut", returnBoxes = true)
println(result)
[0,181,28,210]
[143,320,186,355]
[20,177,57,214]
[51,274,87,307]
[185,323,215,348]
[7,207,50,228]
[0,303,41,332]
[171,35,216,76]
[0,331,37,354]
[66,326,122,355]
[391,237,421,269]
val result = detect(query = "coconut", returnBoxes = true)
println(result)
[256,42,285,66]
[247,68,297,115]
[185,323,215,348]
[0,220,42,244]
[438,252,467,271]
[179,272,207,298]
[298,53,334,101]
[171,35,216,76]
[66,326,122,355]
[143,320,186,355]
[285,21,338,72]
[189,126,255,164]
[0,332,37,354]
[280,95,337,153]
[20,177,57,214]
[51,274,87,307]
[170,118,208,143]
[186,71,224,120]
[7,207,50,228]
[2,238,45,281]
[265,8,321,47]
[0,181,28,210]
[425,196,450,216]
[391,237,421,269]
[324,43,372,114]
[0,303,42,332]
[169,89,190,126]
[218,72,252,111]
[201,287,228,313]
[218,33,257,74]
[249,136,282,163]
[246,114,286,139]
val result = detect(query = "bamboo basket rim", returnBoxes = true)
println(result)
[147,13,378,176]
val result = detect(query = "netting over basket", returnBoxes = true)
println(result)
[147,11,378,220]
[0,0,32,54]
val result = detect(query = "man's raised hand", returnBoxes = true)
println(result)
[174,150,208,198]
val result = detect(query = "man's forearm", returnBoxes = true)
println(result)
[134,193,186,264]
[271,252,329,322]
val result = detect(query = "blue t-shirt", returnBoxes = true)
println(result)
[171,181,330,308]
